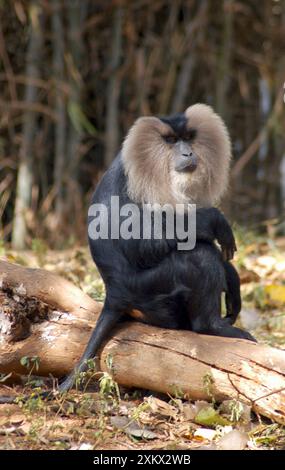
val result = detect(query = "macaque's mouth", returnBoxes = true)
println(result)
[174,150,198,173]
[175,159,198,173]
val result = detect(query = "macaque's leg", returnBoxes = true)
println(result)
[185,246,256,342]
[190,290,256,342]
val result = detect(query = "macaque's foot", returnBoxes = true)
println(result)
[58,374,76,393]
[217,321,257,342]
[239,330,257,342]
[193,320,257,342]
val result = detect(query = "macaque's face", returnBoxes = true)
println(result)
[159,114,198,174]
[122,104,232,207]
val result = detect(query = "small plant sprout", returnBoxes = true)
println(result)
[72,358,99,391]
[228,400,244,423]
[99,354,120,402]
[20,356,42,388]
[131,401,150,421]
[105,354,114,372]
[20,356,40,372]
[203,372,215,403]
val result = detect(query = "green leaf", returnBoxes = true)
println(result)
[20,356,30,368]
[68,102,97,136]
[195,406,230,427]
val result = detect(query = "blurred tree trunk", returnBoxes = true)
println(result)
[66,0,88,179]
[170,51,195,114]
[52,0,66,219]
[171,0,208,113]
[158,2,181,115]
[12,1,44,249]
[260,2,283,220]
[278,1,285,218]
[105,6,124,168]
[259,77,275,219]
[215,0,233,121]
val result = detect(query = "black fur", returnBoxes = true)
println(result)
[59,152,255,391]
[160,113,197,141]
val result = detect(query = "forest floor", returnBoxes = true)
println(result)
[0,227,285,450]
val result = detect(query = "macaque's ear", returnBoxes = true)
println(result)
[183,103,232,205]
[184,103,215,119]
[183,104,231,158]
[132,116,169,134]
[134,116,161,125]
[121,115,173,206]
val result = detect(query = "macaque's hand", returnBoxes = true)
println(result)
[214,212,237,261]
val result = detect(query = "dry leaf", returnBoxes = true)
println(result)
[217,430,248,450]
[182,403,197,421]
[194,428,217,440]
[110,416,157,440]
[264,285,285,305]
[146,397,177,419]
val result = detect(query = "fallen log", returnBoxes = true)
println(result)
[0,259,285,425]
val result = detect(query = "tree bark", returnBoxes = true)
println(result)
[0,259,285,425]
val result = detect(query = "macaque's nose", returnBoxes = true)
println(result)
[175,142,198,172]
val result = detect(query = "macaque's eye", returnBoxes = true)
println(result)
[164,135,178,144]
[184,129,196,141]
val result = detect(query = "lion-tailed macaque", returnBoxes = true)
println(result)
[0,105,255,403]
[58,104,255,392]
